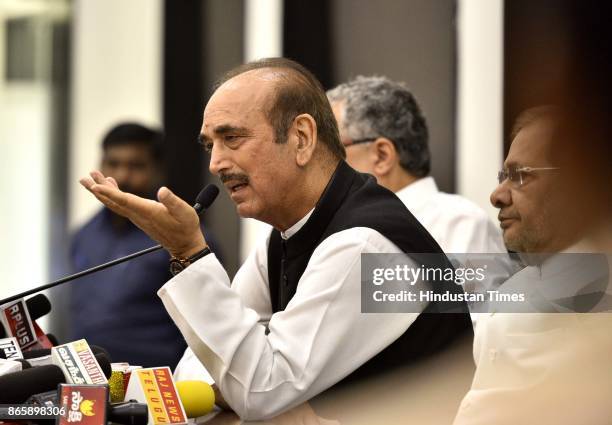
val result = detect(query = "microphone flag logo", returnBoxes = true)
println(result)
[57,384,108,425]
[52,339,108,385]
[124,367,188,424]
[0,298,36,349]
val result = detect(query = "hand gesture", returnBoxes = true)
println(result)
[80,170,207,258]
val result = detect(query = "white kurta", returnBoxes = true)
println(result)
[396,177,505,253]
[158,223,423,420]
[453,252,612,424]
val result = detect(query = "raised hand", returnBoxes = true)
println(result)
[80,170,207,258]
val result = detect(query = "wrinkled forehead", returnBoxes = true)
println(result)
[506,118,556,167]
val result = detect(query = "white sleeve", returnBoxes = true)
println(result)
[173,347,215,384]
[158,228,421,420]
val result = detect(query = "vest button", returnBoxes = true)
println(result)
[283,275,289,286]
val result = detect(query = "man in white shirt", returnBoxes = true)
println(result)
[80,58,470,420]
[453,106,612,424]
[327,76,505,253]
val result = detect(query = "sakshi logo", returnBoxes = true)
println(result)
[80,399,96,417]
[66,391,97,422]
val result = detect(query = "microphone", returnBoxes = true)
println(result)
[23,294,52,319]
[175,381,216,418]
[124,367,189,423]
[0,184,220,305]
[13,344,110,360]
[3,351,111,374]
[0,294,52,339]
[0,364,66,404]
[26,390,149,425]
[194,184,220,214]
[0,352,112,403]
[46,333,59,346]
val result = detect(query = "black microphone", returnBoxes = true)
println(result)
[24,294,52,319]
[26,390,149,425]
[1,344,110,361]
[0,347,49,360]
[194,184,220,214]
[0,353,112,403]
[45,333,59,346]
[0,184,219,305]
[2,352,111,376]
[0,364,65,404]
[0,294,52,338]
[94,352,112,378]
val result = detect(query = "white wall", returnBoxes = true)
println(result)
[0,2,68,300]
[69,0,163,229]
[456,0,504,221]
[0,84,51,299]
[240,0,283,261]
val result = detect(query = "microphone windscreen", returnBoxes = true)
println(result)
[175,380,215,418]
[25,294,52,320]
[23,348,51,359]
[95,352,112,378]
[90,345,112,362]
[0,364,65,403]
[46,333,59,346]
[194,185,219,213]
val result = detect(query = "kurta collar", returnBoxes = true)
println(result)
[281,209,314,240]
[280,160,356,259]
[395,176,439,211]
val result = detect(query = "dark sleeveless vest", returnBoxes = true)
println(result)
[267,161,471,382]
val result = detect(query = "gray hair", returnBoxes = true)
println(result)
[327,75,430,177]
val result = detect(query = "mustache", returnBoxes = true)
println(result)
[219,173,249,185]
[498,210,519,220]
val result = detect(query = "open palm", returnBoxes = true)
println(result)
[80,170,206,257]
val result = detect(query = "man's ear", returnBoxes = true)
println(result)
[292,113,318,167]
[372,137,398,176]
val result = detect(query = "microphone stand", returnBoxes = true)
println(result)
[0,245,163,305]
[0,184,219,305]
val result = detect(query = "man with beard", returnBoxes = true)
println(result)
[70,123,221,368]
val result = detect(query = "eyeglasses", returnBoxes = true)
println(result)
[497,166,560,187]
[343,137,377,147]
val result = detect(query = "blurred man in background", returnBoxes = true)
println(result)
[453,106,612,425]
[327,76,505,253]
[70,123,193,368]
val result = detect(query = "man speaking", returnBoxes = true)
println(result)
[80,58,469,420]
